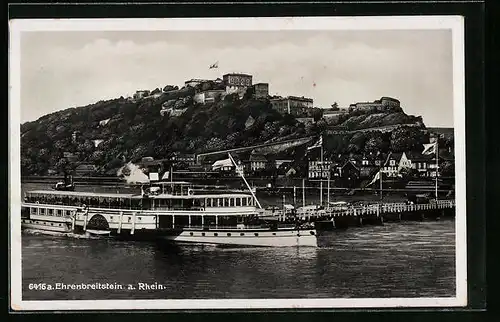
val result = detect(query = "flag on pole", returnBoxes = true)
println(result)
[209,61,219,69]
[307,136,323,151]
[212,158,232,170]
[422,142,437,155]
[367,170,381,186]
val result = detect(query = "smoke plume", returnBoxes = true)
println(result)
[117,162,150,184]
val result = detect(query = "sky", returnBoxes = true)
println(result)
[20,29,454,127]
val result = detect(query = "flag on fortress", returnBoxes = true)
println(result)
[422,142,437,155]
[307,136,323,151]
[209,61,219,69]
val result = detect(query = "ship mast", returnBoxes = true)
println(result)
[228,153,262,209]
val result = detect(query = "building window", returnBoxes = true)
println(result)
[254,233,259,236]
[201,232,205,236]
[190,232,194,236]
[240,232,245,236]
[390,160,396,166]
[40,208,45,215]
[214,233,218,237]
[227,233,231,237]
[30,208,37,215]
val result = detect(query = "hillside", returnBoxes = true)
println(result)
[338,112,423,131]
[20,87,440,176]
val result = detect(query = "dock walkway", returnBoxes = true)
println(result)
[265,199,456,225]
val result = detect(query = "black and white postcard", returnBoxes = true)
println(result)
[9,16,466,310]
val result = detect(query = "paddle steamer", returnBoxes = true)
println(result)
[21,179,317,247]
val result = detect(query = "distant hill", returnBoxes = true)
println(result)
[427,127,454,140]
[20,87,442,176]
[427,127,454,134]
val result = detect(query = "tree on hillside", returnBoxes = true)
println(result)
[331,102,339,110]
[347,132,366,153]
[243,87,255,100]
[204,137,226,151]
[163,85,179,92]
[55,157,71,175]
[324,134,351,155]
[223,93,239,106]
[440,160,455,177]
[390,127,429,152]
[364,132,391,153]
[281,113,297,127]
[261,122,280,141]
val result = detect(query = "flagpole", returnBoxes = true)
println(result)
[228,153,262,209]
[320,137,323,207]
[293,186,297,207]
[379,169,383,200]
[435,141,439,201]
[302,178,306,208]
[327,170,331,206]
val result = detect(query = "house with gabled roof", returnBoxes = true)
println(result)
[334,160,360,188]
[74,163,97,176]
[359,153,383,178]
[382,152,403,177]
[249,154,267,172]
[403,151,435,178]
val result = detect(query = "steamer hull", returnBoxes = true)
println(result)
[162,228,318,247]
[21,219,72,233]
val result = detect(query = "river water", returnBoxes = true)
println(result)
[21,220,455,300]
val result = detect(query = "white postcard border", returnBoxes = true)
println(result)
[9,16,467,311]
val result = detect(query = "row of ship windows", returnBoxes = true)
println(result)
[31,208,70,217]
[187,231,315,237]
[24,220,64,227]
[189,232,274,237]
[109,216,143,222]
[31,208,144,222]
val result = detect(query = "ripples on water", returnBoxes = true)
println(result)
[21,220,455,300]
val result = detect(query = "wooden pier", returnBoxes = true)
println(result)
[265,199,456,230]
